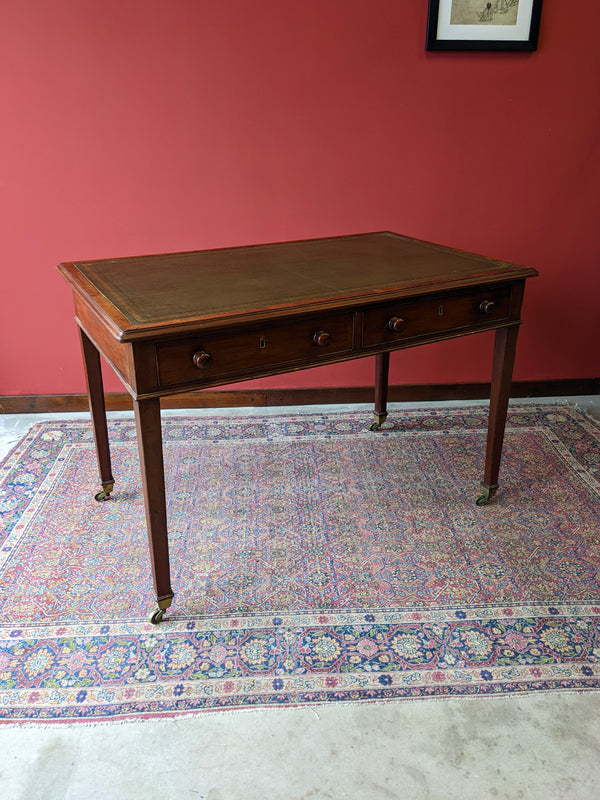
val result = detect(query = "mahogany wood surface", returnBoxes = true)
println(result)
[483,325,521,494]
[56,231,538,618]
[374,353,390,423]
[133,397,173,609]
[57,232,536,341]
[79,329,114,492]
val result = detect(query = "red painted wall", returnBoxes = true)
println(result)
[1,1,599,396]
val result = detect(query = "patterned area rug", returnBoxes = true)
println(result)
[0,404,599,723]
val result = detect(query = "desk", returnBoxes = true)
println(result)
[58,232,538,622]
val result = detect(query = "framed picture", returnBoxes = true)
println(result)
[426,0,543,51]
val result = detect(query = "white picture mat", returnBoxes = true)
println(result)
[437,0,535,41]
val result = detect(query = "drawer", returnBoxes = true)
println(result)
[361,285,512,348]
[156,313,355,388]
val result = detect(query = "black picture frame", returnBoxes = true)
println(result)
[426,0,543,51]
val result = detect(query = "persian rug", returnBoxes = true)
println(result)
[0,404,599,723]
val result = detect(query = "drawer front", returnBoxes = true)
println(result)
[361,285,512,348]
[156,313,355,388]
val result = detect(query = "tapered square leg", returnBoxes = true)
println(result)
[79,328,114,500]
[371,352,391,431]
[133,397,174,622]
[477,324,520,505]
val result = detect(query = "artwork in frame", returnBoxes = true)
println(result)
[426,0,543,51]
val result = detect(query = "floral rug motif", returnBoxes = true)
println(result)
[0,405,599,722]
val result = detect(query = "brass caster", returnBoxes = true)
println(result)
[476,483,498,506]
[370,413,387,432]
[150,608,166,625]
[149,594,173,624]
[94,482,114,502]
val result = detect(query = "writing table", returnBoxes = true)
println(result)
[58,232,538,622]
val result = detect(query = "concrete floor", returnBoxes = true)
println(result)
[1,397,600,800]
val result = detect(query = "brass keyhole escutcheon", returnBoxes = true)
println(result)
[259,337,266,349]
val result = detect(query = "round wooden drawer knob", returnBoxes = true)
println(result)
[479,300,495,314]
[313,330,331,347]
[192,350,212,368]
[387,316,405,332]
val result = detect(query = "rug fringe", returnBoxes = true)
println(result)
[2,686,600,729]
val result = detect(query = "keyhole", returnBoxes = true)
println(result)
[259,337,266,349]
[438,305,444,316]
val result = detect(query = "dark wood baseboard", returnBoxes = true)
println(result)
[1,378,598,414]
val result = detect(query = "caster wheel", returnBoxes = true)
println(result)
[475,494,489,507]
[369,422,381,432]
[95,490,111,502]
[150,608,166,625]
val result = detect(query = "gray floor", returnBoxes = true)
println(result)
[1,397,600,800]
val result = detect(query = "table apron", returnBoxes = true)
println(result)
[73,279,525,401]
